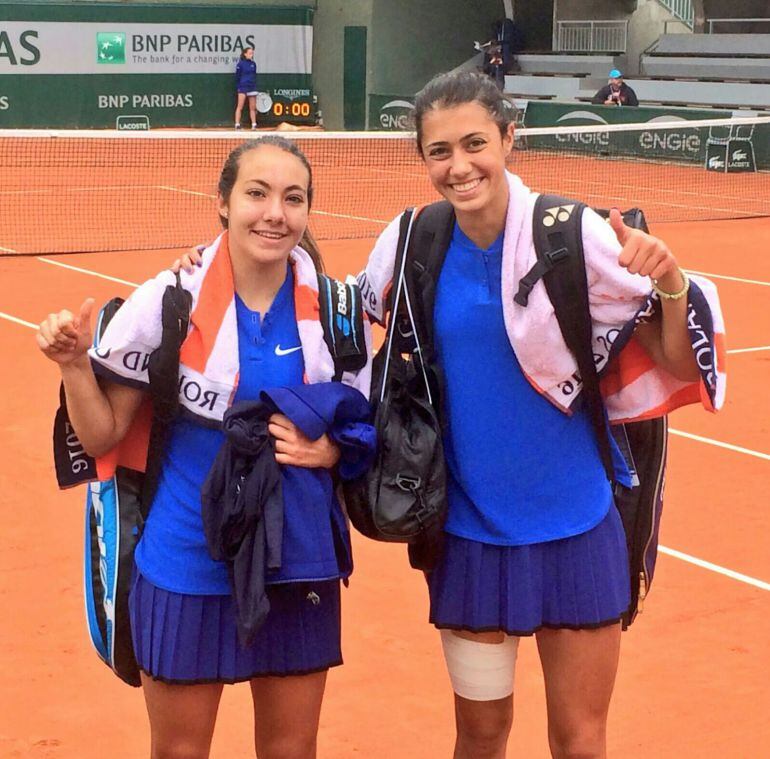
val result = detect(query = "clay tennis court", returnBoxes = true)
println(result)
[1,143,769,756]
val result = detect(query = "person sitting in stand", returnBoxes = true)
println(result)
[592,69,639,107]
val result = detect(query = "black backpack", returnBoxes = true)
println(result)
[394,196,666,627]
[53,272,368,685]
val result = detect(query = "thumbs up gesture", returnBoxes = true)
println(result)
[36,298,95,366]
[609,209,684,294]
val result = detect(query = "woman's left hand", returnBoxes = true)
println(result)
[268,413,341,469]
[609,209,685,293]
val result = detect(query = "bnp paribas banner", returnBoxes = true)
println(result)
[0,4,316,128]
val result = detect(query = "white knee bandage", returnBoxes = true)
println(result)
[440,629,519,702]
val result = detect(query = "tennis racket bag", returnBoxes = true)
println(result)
[520,195,666,627]
[53,279,191,686]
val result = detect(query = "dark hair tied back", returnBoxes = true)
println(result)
[413,71,516,156]
[217,136,323,272]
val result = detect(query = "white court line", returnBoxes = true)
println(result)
[658,545,770,592]
[36,257,139,287]
[157,185,215,199]
[312,209,389,225]
[669,428,770,462]
[727,345,770,355]
[684,269,770,287]
[0,311,37,329]
[0,184,180,197]
[0,245,18,253]
[157,186,391,225]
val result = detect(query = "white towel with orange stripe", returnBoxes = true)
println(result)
[357,171,726,422]
[88,232,372,424]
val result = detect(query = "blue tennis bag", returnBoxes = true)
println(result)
[53,280,190,686]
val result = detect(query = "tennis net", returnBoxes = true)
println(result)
[2,115,769,255]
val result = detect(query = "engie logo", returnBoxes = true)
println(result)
[379,99,414,130]
[639,131,701,154]
[97,33,126,64]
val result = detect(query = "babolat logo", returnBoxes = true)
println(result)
[335,281,351,336]
[379,99,414,130]
[543,204,575,227]
[89,483,116,626]
[97,33,126,64]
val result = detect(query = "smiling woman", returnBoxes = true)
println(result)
[216,138,317,313]
[357,70,725,759]
[36,135,374,759]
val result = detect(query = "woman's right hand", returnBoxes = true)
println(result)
[171,246,204,274]
[36,298,95,366]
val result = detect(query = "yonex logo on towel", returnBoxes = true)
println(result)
[543,205,575,227]
[96,33,126,64]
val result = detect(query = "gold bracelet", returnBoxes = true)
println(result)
[652,268,689,301]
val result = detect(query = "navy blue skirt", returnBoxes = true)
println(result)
[428,505,630,635]
[129,569,342,684]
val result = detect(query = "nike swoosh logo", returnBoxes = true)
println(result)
[275,344,302,356]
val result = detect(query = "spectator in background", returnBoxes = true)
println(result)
[482,42,506,90]
[493,16,524,73]
[592,69,639,107]
[234,47,258,130]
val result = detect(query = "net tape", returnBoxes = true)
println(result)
[1,115,769,255]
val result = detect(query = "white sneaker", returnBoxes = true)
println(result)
[235,124,241,130]
[251,123,258,130]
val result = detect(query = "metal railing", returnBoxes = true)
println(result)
[654,0,694,29]
[708,18,770,34]
[556,21,628,53]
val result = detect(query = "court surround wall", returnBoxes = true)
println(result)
[0,0,512,130]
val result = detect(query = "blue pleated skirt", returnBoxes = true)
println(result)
[428,505,630,635]
[129,569,342,684]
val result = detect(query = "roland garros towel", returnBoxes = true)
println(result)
[89,232,372,425]
[357,171,726,422]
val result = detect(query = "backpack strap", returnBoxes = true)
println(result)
[317,272,368,382]
[527,194,616,483]
[142,272,191,511]
[390,200,455,357]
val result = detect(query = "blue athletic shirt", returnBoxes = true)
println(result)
[235,58,257,92]
[135,267,344,594]
[433,223,614,546]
